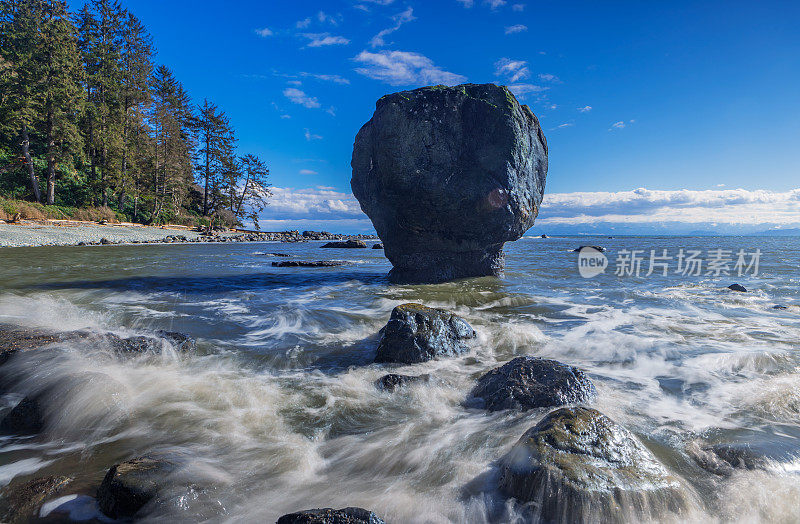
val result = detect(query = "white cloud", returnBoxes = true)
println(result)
[299,169,318,175]
[610,120,626,130]
[494,57,529,82]
[578,105,592,113]
[300,33,350,47]
[296,18,311,29]
[371,7,415,47]
[486,0,507,8]
[507,83,546,97]
[555,123,573,129]
[512,3,525,11]
[537,188,800,228]
[505,24,527,34]
[283,88,320,108]
[354,50,466,86]
[280,114,291,119]
[255,27,273,37]
[538,73,560,83]
[300,72,350,84]
[287,80,302,86]
[457,0,475,6]
[304,128,323,141]
[317,11,339,25]
[260,186,364,220]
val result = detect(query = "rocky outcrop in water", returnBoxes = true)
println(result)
[375,373,431,391]
[727,284,747,292]
[276,507,385,524]
[374,304,476,364]
[272,261,348,268]
[498,407,691,522]
[0,396,43,434]
[468,356,596,411]
[688,441,767,476]
[372,243,383,250]
[351,83,548,283]
[97,454,183,519]
[0,475,73,523]
[321,240,367,249]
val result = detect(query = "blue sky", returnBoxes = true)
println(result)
[98,0,800,233]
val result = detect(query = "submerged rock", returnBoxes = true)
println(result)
[498,407,690,522]
[351,83,548,283]
[727,283,747,292]
[468,356,596,411]
[272,261,348,268]
[0,396,43,434]
[688,441,767,477]
[372,243,384,250]
[574,245,605,253]
[375,373,431,392]
[276,507,385,524]
[374,303,476,364]
[97,454,183,519]
[0,475,73,523]
[321,240,367,249]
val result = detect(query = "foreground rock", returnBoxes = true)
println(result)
[375,373,431,392]
[468,356,596,411]
[374,303,476,364]
[277,507,385,524]
[727,283,747,292]
[0,476,73,523]
[351,83,548,283]
[321,240,367,249]
[272,261,348,268]
[97,454,183,519]
[0,396,43,434]
[499,407,690,522]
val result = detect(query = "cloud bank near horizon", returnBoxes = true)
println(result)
[254,186,800,234]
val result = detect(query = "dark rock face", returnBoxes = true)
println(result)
[728,284,748,292]
[372,243,384,250]
[276,507,385,524]
[498,407,691,522]
[321,240,367,249]
[97,454,182,519]
[0,396,43,434]
[0,475,72,523]
[272,261,348,268]
[351,83,548,283]
[374,303,476,364]
[468,356,596,412]
[375,373,431,391]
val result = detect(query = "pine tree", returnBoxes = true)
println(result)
[40,0,84,204]
[0,0,45,202]
[235,154,271,230]
[195,99,235,216]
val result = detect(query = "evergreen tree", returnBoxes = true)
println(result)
[235,154,271,230]
[195,99,234,216]
[0,0,45,202]
[40,0,84,204]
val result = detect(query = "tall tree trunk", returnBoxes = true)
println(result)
[46,112,56,205]
[234,171,250,218]
[203,127,209,216]
[21,126,42,203]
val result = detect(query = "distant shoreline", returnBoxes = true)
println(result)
[0,220,376,249]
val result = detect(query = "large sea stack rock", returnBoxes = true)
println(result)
[374,303,476,364]
[351,83,548,283]
[468,356,596,412]
[498,407,691,522]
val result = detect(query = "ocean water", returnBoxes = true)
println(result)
[0,236,799,522]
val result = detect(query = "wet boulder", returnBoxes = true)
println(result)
[97,454,184,519]
[0,476,73,523]
[499,407,691,522]
[0,396,43,434]
[374,303,476,364]
[351,83,548,283]
[727,283,747,292]
[574,245,605,253]
[375,373,431,392]
[321,240,367,249]
[372,243,384,250]
[276,507,385,524]
[688,441,767,477]
[468,356,596,411]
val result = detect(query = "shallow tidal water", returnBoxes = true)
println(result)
[1,236,799,522]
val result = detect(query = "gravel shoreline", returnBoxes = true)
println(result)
[0,222,373,248]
